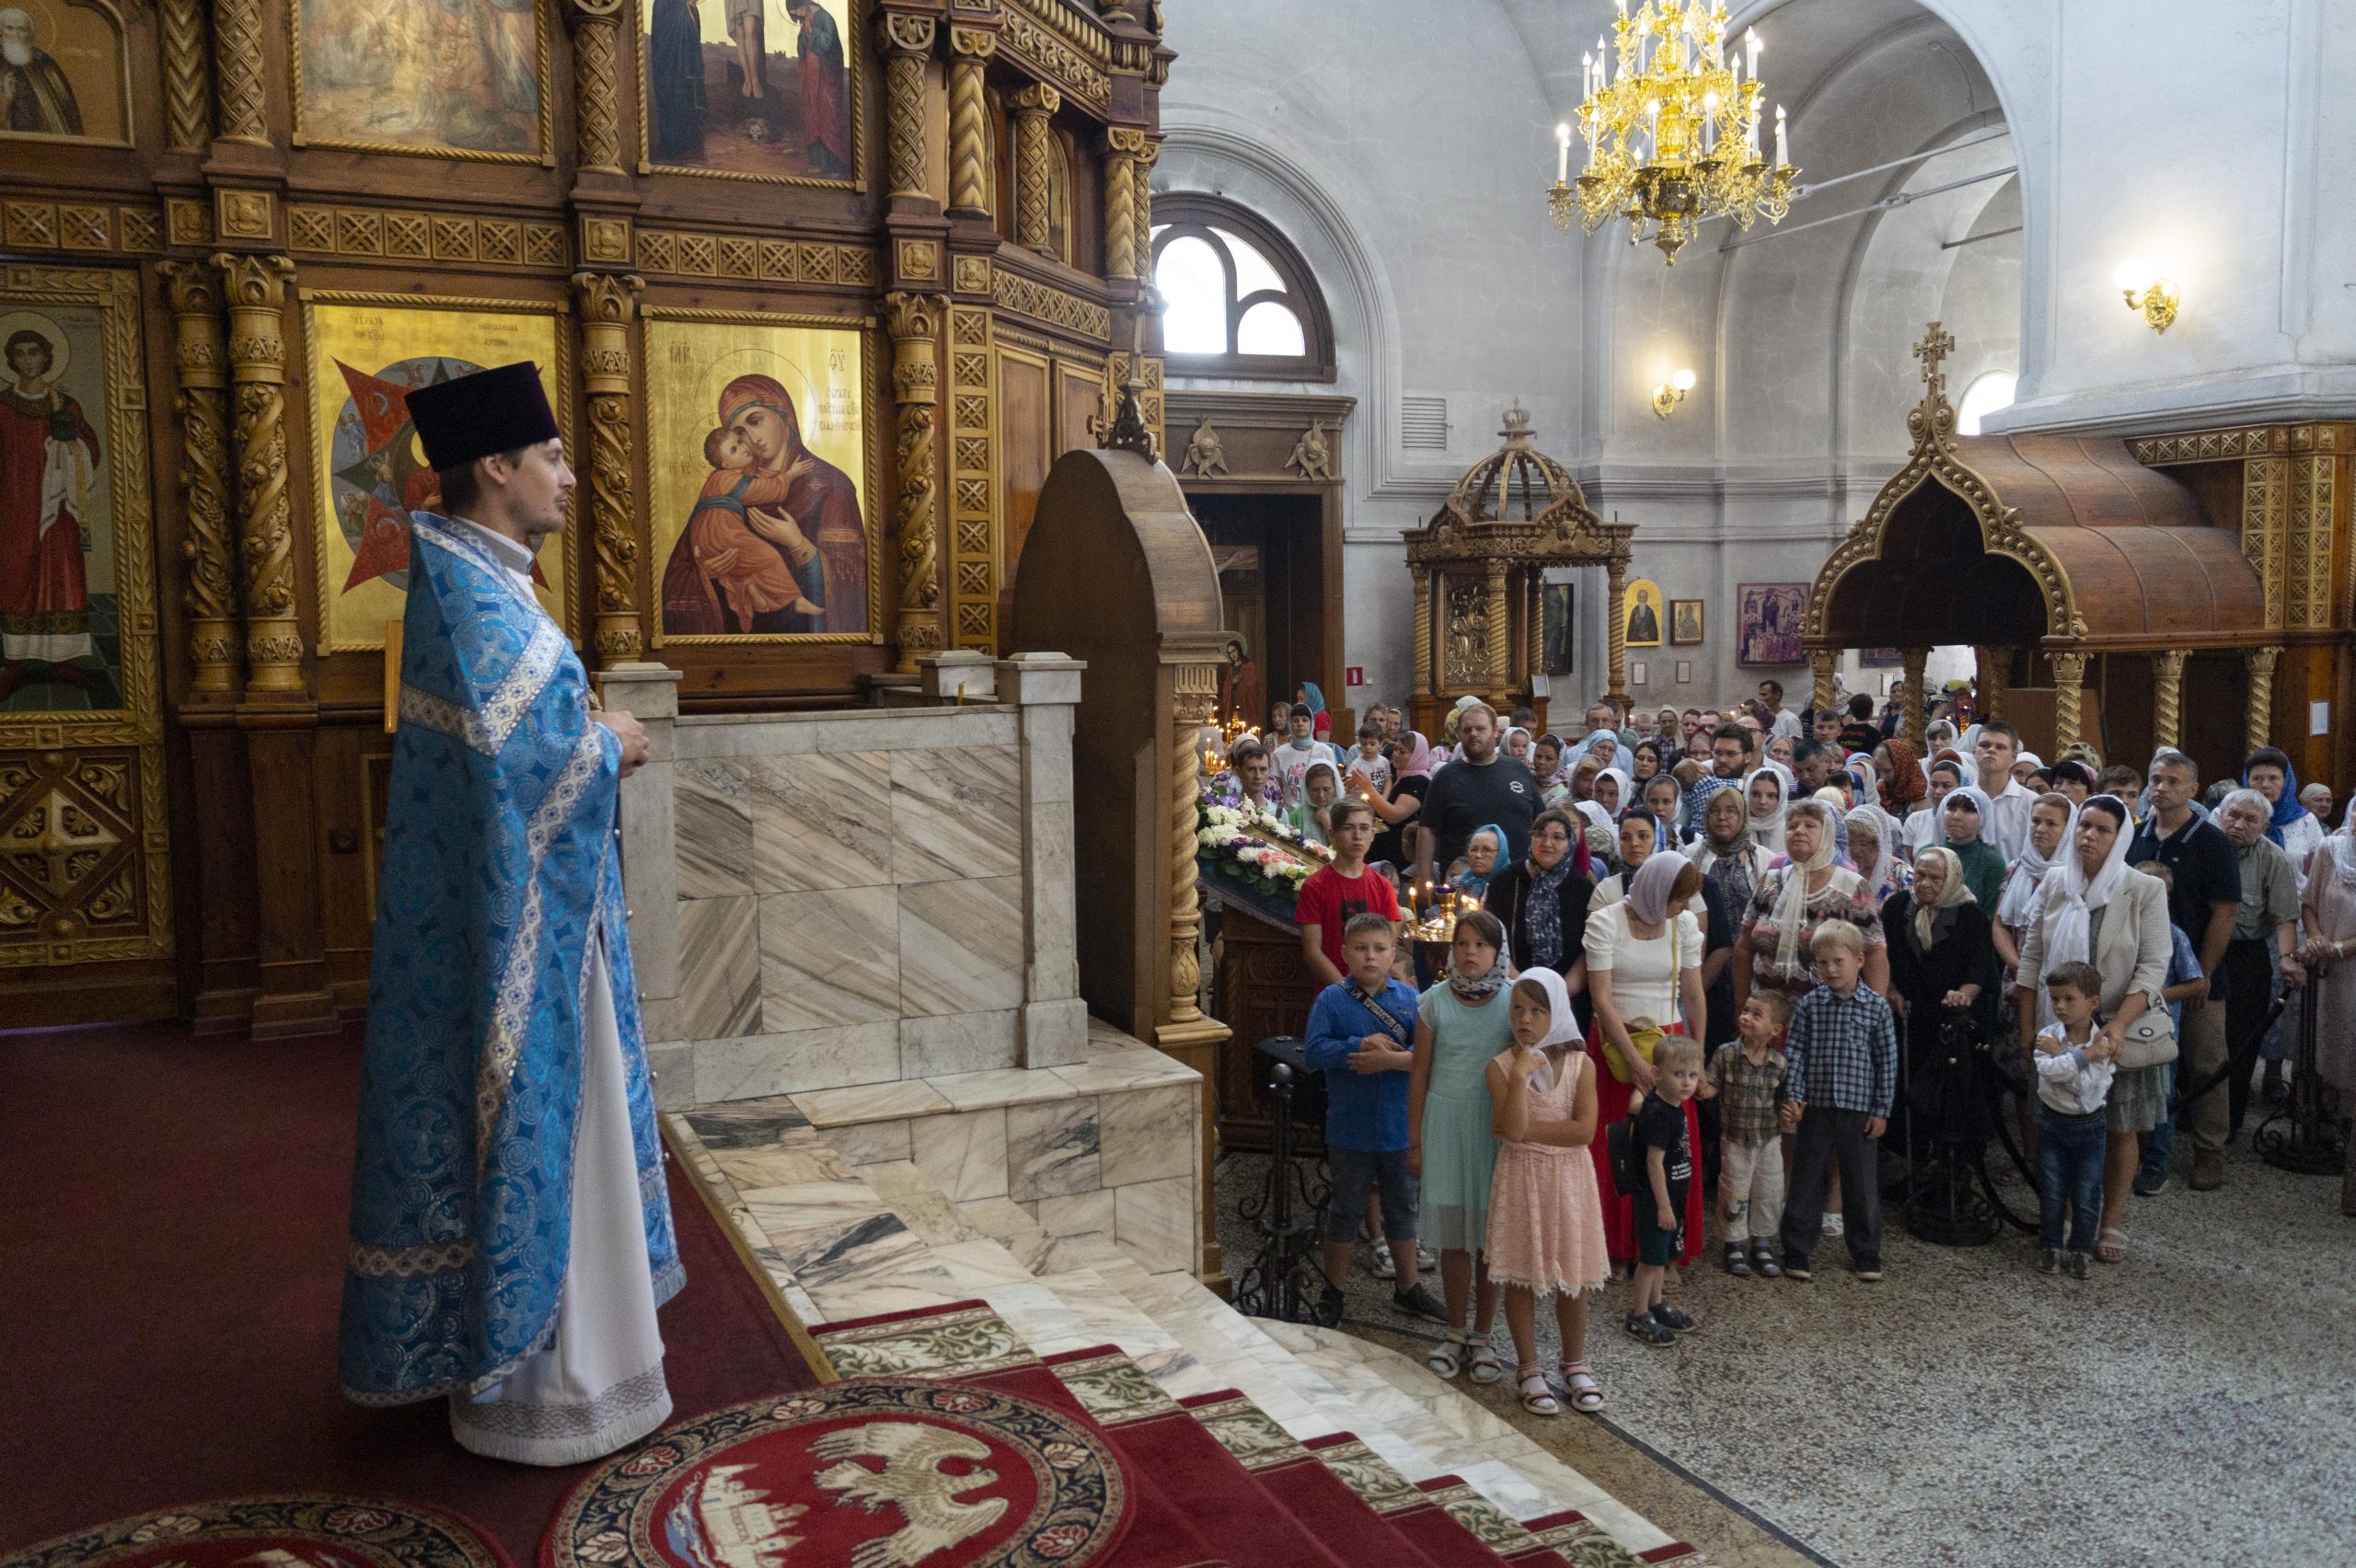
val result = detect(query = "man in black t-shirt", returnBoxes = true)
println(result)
[2126,748,2240,1192]
[1417,702,1538,878]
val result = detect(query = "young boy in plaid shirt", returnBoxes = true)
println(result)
[1699,990,1791,1278]
[1775,922,1898,1282]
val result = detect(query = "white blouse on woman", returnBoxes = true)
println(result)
[1583,902,1703,1028]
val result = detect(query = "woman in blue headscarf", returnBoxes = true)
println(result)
[2245,746,2325,889]
[1450,823,1508,899]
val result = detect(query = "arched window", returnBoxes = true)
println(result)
[1957,370,2016,435]
[1149,196,1334,381]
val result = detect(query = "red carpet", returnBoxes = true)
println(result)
[1,1494,513,1568]
[0,1020,824,1562]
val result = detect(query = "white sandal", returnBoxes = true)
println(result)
[1424,1330,1466,1378]
[1562,1360,1604,1413]
[1517,1366,1560,1417]
[1465,1337,1505,1385]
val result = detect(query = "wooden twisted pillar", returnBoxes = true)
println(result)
[1809,648,1836,715]
[1131,139,1158,282]
[947,28,996,217]
[1606,557,1629,709]
[563,0,627,174]
[215,253,303,693]
[2050,651,2086,751]
[2246,646,2281,755]
[572,271,645,665]
[159,0,213,152]
[885,292,948,671]
[1900,647,1929,749]
[878,14,936,201]
[162,261,238,695]
[2151,650,2187,750]
[1975,645,2008,723]
[1012,86,1062,256]
[1159,650,1232,1297]
[1484,560,1510,709]
[1103,127,1144,280]
[210,0,270,144]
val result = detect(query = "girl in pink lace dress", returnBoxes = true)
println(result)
[1484,965,1611,1417]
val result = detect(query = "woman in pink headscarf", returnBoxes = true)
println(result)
[660,374,867,635]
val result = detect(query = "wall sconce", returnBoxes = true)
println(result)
[2115,261,2180,332]
[1651,367,1697,418]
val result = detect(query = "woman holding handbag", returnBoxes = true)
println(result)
[1583,853,1709,1273]
[2013,796,2175,1264]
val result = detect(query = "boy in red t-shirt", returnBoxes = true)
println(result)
[1298,798,1403,986]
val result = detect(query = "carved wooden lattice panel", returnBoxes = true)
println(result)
[0,749,151,962]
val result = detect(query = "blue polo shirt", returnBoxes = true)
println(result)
[1303,976,1421,1151]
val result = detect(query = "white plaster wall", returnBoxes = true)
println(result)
[1154,0,1582,712]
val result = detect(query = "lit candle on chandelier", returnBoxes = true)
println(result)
[1746,27,1761,78]
[1774,103,1788,167]
[1557,121,1572,182]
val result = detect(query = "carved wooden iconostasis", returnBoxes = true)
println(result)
[0,0,1173,1031]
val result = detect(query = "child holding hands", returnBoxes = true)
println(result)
[1626,1038,1704,1343]
[2033,961,2117,1277]
[1700,993,1792,1278]
[1484,966,1612,1417]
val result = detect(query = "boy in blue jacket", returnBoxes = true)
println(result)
[1306,912,1447,1323]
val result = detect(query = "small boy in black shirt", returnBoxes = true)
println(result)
[1627,1037,1703,1345]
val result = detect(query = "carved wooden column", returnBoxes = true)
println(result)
[215,253,303,692]
[1160,646,1232,1296]
[1900,647,1929,748]
[947,27,996,218]
[1605,557,1629,709]
[1411,567,1433,706]
[1484,561,1510,709]
[878,14,937,202]
[162,261,237,695]
[160,0,213,152]
[1131,140,1158,282]
[1522,571,1542,695]
[1103,127,1144,281]
[1012,86,1062,256]
[209,0,271,145]
[2050,651,2086,750]
[563,0,627,175]
[1809,649,1836,715]
[885,292,948,670]
[2246,645,2281,754]
[2151,650,2187,750]
[1975,645,2008,723]
[572,272,645,665]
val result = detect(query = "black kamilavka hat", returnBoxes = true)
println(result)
[404,361,560,471]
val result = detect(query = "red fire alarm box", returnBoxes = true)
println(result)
[1344,666,1365,686]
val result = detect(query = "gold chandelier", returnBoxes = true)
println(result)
[1549,0,1798,264]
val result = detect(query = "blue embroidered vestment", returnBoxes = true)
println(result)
[339,514,681,1406]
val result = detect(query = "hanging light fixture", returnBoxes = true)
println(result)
[1550,0,1799,264]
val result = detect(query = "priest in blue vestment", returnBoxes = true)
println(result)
[338,362,679,1464]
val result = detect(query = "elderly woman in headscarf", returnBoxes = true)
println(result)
[1845,803,1909,910]
[1884,844,2002,1069]
[2015,796,2174,1262]
[1936,786,2009,913]
[1691,784,1773,926]
[1734,797,1891,1013]
[1742,767,1789,859]
[1451,823,1508,900]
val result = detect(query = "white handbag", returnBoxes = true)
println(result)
[2115,1005,2178,1071]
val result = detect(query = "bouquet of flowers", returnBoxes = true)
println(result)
[1195,799,1332,898]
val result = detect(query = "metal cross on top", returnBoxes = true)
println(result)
[1913,321,1957,406]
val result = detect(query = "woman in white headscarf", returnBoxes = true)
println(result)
[1844,804,1909,910]
[1592,767,1632,824]
[2013,796,2173,1262]
[1992,791,2073,974]
[1742,767,1789,859]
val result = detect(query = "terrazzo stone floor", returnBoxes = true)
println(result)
[1215,1131,2356,1568]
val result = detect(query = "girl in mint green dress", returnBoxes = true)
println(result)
[1408,908,1516,1383]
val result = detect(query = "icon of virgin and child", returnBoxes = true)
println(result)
[658,374,866,636]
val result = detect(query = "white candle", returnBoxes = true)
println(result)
[1557,122,1571,181]
[1774,103,1787,166]
[1747,27,1761,75]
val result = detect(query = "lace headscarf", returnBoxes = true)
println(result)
[1814,786,1853,861]
[1769,799,1841,978]
[1846,804,1900,901]
[1910,845,1976,950]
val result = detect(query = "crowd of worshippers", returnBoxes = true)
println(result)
[1207,682,2356,1414]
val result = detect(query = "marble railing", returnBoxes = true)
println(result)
[601,652,1089,1106]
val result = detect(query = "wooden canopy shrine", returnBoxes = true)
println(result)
[1805,325,2276,781]
[1403,409,1634,739]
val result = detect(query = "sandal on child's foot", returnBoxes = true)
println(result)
[2038,1247,2061,1274]
[1518,1367,1561,1417]
[1466,1338,1505,1386]
[1724,1243,1751,1278]
[2068,1251,2092,1280]
[1623,1310,1675,1347]
[1424,1331,1466,1379]
[1750,1241,1782,1279]
[1561,1361,1605,1413]
[1651,1303,1699,1334]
